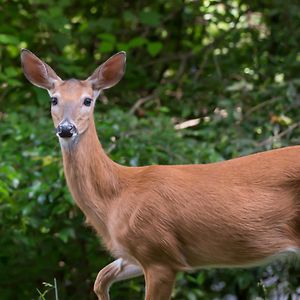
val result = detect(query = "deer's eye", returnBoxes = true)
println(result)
[51,97,58,106]
[83,98,92,107]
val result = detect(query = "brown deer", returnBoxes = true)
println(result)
[21,49,300,300]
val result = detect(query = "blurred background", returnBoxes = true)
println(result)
[1,0,300,299]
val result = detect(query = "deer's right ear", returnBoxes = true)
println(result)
[87,52,126,90]
[20,49,61,90]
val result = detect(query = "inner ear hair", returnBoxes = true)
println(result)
[87,51,126,90]
[21,49,61,90]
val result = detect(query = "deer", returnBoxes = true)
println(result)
[21,48,300,300]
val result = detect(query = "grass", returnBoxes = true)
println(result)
[37,278,59,300]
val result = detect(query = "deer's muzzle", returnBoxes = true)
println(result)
[56,120,78,138]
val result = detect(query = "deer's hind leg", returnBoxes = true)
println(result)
[94,258,143,300]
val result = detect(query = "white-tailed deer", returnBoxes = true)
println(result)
[21,49,300,299]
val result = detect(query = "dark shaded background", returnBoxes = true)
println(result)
[1,0,300,299]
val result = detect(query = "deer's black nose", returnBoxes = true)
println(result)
[57,121,77,138]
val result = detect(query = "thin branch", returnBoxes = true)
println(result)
[54,278,59,300]
[256,121,300,147]
[129,94,157,114]
[174,118,201,130]
[244,97,281,119]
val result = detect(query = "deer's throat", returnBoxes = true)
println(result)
[60,122,120,238]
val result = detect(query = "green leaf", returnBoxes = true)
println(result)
[116,42,130,52]
[128,37,147,49]
[0,34,19,45]
[99,41,114,53]
[139,10,161,26]
[123,10,138,24]
[147,42,163,56]
[57,227,76,243]
[0,181,9,199]
[98,33,116,43]
[4,67,19,78]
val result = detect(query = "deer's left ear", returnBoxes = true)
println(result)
[87,52,126,90]
[20,49,61,90]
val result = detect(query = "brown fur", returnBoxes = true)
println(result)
[21,49,300,300]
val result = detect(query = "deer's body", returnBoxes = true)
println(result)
[65,120,300,270]
[21,50,300,300]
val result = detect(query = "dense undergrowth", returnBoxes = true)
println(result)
[1,0,300,299]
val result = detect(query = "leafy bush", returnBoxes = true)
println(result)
[1,0,300,299]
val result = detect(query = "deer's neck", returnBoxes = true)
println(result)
[60,119,121,239]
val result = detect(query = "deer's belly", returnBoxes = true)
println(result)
[187,246,300,271]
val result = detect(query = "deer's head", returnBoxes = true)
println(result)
[21,49,126,143]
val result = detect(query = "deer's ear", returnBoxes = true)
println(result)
[20,49,61,90]
[87,52,126,90]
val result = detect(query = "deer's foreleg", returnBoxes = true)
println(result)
[94,258,143,300]
[144,264,176,300]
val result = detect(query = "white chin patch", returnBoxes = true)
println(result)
[58,134,78,149]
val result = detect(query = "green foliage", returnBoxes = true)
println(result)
[1,0,300,299]
[37,279,59,300]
